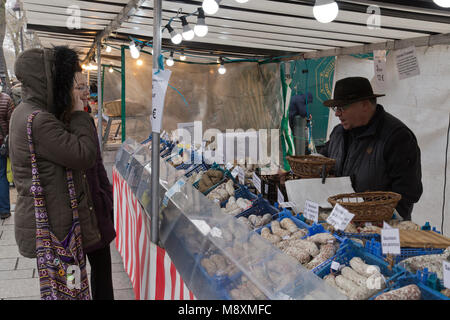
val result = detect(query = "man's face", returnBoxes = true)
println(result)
[334,100,369,130]
[74,72,90,107]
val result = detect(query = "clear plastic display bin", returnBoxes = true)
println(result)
[115,138,142,177]
[159,167,347,300]
[117,138,348,300]
[126,145,152,193]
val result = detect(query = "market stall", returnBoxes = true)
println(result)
[112,134,450,300]
[17,0,450,301]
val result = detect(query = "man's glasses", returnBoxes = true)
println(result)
[330,105,350,112]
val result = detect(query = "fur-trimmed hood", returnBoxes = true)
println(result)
[14,46,80,119]
[15,48,54,112]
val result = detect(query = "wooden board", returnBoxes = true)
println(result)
[398,230,450,249]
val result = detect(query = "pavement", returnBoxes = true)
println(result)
[0,186,135,300]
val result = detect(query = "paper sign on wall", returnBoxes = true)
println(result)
[304,200,319,223]
[381,227,401,255]
[151,69,172,133]
[373,50,387,91]
[326,203,354,231]
[395,46,420,80]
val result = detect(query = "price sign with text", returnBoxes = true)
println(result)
[151,69,172,133]
[381,227,401,255]
[304,200,319,223]
[326,203,354,231]
[231,166,240,178]
[252,172,261,193]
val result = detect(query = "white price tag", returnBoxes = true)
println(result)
[151,69,172,133]
[277,187,285,204]
[231,166,240,178]
[326,203,355,231]
[381,227,401,255]
[226,162,234,170]
[304,200,319,224]
[238,166,245,185]
[331,261,341,272]
[443,261,450,289]
[252,172,261,193]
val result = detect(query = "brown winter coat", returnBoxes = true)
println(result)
[10,48,101,258]
[0,92,14,144]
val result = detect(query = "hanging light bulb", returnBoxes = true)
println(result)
[109,66,114,73]
[194,7,208,37]
[180,16,195,41]
[166,51,175,67]
[105,45,112,53]
[166,24,183,45]
[218,58,226,74]
[313,0,339,23]
[235,0,248,3]
[136,59,143,66]
[433,0,450,7]
[180,50,187,61]
[202,0,221,15]
[129,41,141,59]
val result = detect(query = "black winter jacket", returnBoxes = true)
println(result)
[320,105,423,220]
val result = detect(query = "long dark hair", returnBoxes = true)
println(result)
[52,46,82,122]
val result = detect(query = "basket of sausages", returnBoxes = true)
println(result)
[286,155,335,179]
[327,191,402,223]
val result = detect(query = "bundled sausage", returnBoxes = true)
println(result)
[374,284,421,300]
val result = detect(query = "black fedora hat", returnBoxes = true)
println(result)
[323,77,385,108]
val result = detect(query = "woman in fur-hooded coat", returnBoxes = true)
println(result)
[9,46,102,258]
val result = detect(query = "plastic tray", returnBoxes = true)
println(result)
[314,241,407,288]
[255,209,311,235]
[184,163,210,178]
[193,164,237,195]
[364,238,445,264]
[369,274,449,300]
[236,196,280,220]
[220,185,258,208]
[193,253,241,294]
[413,268,445,292]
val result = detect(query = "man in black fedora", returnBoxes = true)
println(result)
[319,76,422,221]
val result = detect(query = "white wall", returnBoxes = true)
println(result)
[328,45,450,235]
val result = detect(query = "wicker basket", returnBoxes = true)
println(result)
[327,191,402,222]
[286,155,335,178]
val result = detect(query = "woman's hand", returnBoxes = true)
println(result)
[72,90,84,112]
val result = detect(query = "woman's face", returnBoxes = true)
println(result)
[74,72,90,107]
